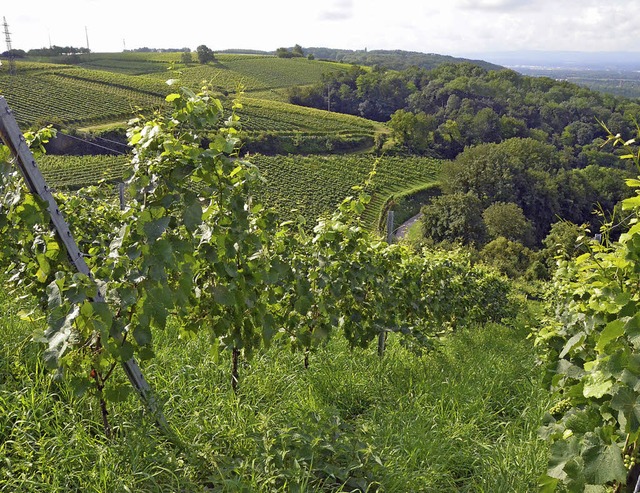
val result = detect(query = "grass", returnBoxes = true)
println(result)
[0,280,551,492]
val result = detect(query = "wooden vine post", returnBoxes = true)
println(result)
[0,96,167,429]
[378,209,395,357]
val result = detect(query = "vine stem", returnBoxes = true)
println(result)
[91,368,112,438]
[231,347,240,393]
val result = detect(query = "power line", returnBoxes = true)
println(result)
[92,134,130,148]
[57,132,126,155]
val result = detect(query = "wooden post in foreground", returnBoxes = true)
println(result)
[0,96,166,428]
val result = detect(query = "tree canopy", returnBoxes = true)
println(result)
[196,45,215,64]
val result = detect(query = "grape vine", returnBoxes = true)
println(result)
[538,126,640,492]
[1,85,514,434]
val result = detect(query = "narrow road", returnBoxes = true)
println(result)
[394,212,423,239]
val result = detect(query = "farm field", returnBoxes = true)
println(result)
[250,155,440,227]
[39,154,130,188]
[0,55,363,132]
[0,284,550,492]
[37,153,439,228]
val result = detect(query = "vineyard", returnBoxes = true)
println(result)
[0,51,583,492]
[0,86,550,492]
[0,66,167,126]
[39,154,130,188]
[34,153,436,228]
[238,97,377,133]
[250,155,440,227]
[0,57,379,143]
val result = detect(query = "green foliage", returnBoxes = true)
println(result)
[421,192,487,246]
[180,50,193,65]
[482,201,533,245]
[1,56,358,128]
[538,128,640,490]
[39,154,129,187]
[1,85,514,430]
[0,285,547,491]
[196,44,215,64]
[388,109,436,153]
[0,66,167,127]
[542,220,590,266]
[251,154,440,228]
[479,237,535,279]
[442,138,561,242]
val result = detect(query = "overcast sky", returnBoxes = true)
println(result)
[2,0,639,56]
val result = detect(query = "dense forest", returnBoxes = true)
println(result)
[288,62,638,277]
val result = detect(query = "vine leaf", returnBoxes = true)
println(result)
[582,371,612,399]
[596,319,625,353]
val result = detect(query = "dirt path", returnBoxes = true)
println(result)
[395,212,422,239]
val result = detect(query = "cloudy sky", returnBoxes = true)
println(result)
[1,0,638,56]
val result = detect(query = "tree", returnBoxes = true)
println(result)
[196,44,215,64]
[441,138,560,241]
[292,44,304,57]
[388,110,436,153]
[421,192,486,246]
[479,237,534,278]
[181,50,193,64]
[276,47,293,58]
[482,202,533,245]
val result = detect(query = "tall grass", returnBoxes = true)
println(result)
[0,282,550,492]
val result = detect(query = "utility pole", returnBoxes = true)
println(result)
[2,17,16,75]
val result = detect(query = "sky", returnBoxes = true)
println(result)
[1,0,639,57]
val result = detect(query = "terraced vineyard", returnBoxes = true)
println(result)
[144,56,345,95]
[0,65,167,126]
[0,56,370,136]
[239,97,378,133]
[36,153,440,229]
[39,154,130,188]
[251,154,441,227]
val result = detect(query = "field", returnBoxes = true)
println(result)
[39,154,130,188]
[0,284,550,492]
[0,55,362,131]
[250,155,440,227]
[37,154,439,228]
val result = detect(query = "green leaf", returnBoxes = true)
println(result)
[582,442,626,485]
[583,371,612,398]
[596,320,625,353]
[104,384,132,403]
[538,474,559,493]
[611,385,640,432]
[143,216,171,242]
[295,295,312,315]
[213,285,233,306]
[183,201,202,233]
[133,325,152,346]
[559,332,584,359]
[625,313,640,349]
[165,93,181,102]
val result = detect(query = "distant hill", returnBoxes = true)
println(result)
[302,48,502,71]
[464,51,640,71]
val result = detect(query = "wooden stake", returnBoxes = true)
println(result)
[0,96,166,429]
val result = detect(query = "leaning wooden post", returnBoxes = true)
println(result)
[0,96,166,429]
[378,209,395,357]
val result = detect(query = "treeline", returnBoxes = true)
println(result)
[303,48,500,71]
[25,46,90,57]
[418,137,632,278]
[288,62,639,164]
